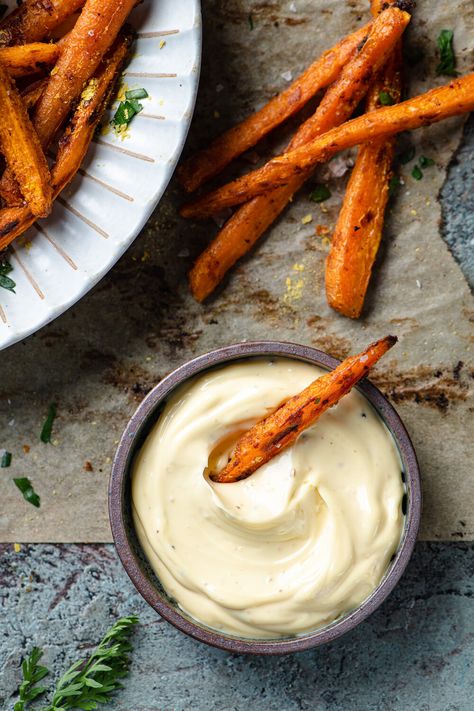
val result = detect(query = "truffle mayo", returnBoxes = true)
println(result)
[132,358,404,639]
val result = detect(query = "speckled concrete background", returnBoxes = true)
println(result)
[1,542,474,710]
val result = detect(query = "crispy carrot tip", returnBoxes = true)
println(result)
[212,336,397,484]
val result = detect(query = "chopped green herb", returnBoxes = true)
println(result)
[388,175,401,196]
[1,450,12,467]
[378,91,394,106]
[436,29,458,77]
[419,155,435,168]
[13,477,40,508]
[248,13,254,30]
[128,99,144,114]
[399,146,415,164]
[0,260,16,293]
[13,616,139,711]
[13,647,49,711]
[40,402,57,444]
[112,99,143,128]
[0,5,8,21]
[411,164,423,180]
[309,185,331,203]
[125,87,148,101]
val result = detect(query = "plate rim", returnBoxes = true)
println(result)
[0,1,202,351]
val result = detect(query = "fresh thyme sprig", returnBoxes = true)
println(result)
[14,647,49,711]
[13,616,139,711]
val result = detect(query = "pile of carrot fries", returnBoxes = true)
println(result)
[0,0,138,251]
[180,0,474,318]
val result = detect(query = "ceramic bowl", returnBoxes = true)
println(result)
[109,341,421,654]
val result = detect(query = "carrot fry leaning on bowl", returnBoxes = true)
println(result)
[325,0,403,319]
[0,0,138,207]
[212,335,397,483]
[187,3,411,301]
[178,22,371,193]
[181,73,474,218]
[0,30,134,252]
[0,61,52,217]
[0,43,60,77]
[0,0,85,46]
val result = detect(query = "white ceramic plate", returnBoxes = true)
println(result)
[0,0,201,350]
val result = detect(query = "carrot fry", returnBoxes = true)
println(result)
[212,336,397,483]
[182,72,474,218]
[34,0,137,147]
[0,0,84,46]
[0,0,137,205]
[188,4,411,301]
[22,79,48,111]
[326,1,402,319]
[0,61,51,217]
[0,42,60,77]
[0,30,133,251]
[179,23,371,193]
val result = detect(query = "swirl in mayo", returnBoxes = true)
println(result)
[132,358,405,639]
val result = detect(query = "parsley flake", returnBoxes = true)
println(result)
[111,87,147,129]
[419,155,435,168]
[13,477,40,508]
[248,13,254,30]
[0,260,16,293]
[40,403,57,444]
[125,88,149,100]
[436,29,458,77]
[309,185,331,203]
[1,450,12,467]
[378,91,394,106]
[411,165,423,180]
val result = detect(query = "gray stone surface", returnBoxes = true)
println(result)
[440,113,474,287]
[1,542,474,711]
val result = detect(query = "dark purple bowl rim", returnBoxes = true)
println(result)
[109,340,422,655]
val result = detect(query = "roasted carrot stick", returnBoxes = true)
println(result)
[325,1,402,319]
[0,0,84,46]
[179,23,371,193]
[34,0,136,147]
[0,0,137,205]
[188,3,411,301]
[0,42,60,77]
[212,336,397,483]
[0,30,133,251]
[182,73,474,218]
[0,61,51,217]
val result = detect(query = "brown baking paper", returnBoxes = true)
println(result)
[0,0,473,542]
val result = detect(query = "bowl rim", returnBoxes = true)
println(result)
[109,340,422,655]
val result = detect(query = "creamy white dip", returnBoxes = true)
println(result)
[132,358,404,639]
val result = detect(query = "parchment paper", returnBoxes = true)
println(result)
[0,0,473,542]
